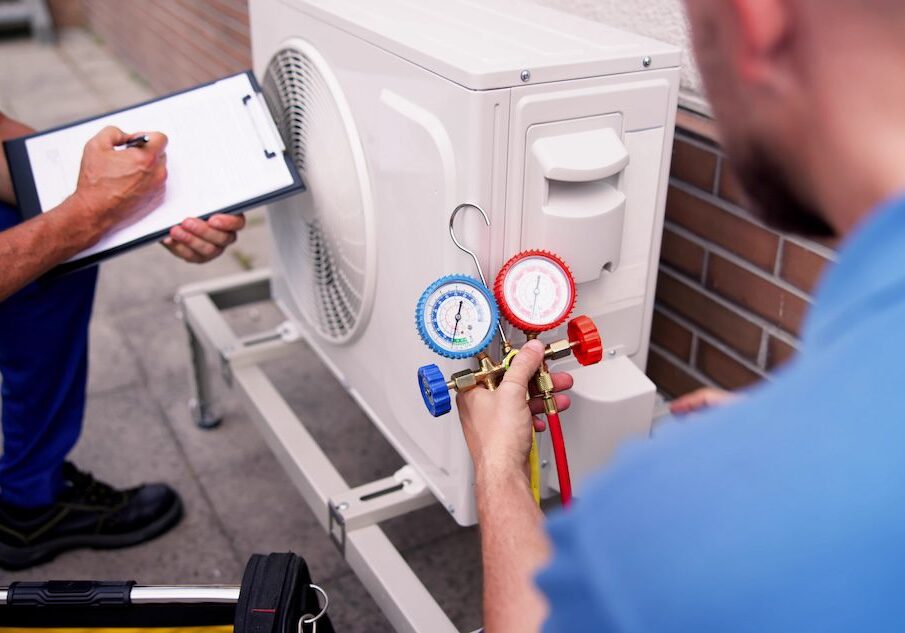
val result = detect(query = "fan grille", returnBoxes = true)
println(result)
[262,45,371,342]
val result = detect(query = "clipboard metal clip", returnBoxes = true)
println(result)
[243,93,285,160]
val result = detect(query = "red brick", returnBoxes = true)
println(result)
[696,340,762,390]
[671,137,718,192]
[666,186,779,272]
[717,165,841,253]
[780,241,833,295]
[660,228,706,280]
[718,162,748,207]
[676,110,721,145]
[647,348,705,398]
[706,255,810,335]
[767,336,798,371]
[49,0,85,27]
[651,310,694,362]
[656,272,763,360]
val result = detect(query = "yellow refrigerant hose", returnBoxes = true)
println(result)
[529,429,541,505]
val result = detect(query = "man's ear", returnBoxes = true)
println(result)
[729,0,793,83]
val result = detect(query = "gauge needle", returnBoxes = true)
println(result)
[452,300,463,339]
[531,275,541,317]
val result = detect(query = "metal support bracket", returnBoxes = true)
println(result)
[175,269,460,633]
[329,466,433,555]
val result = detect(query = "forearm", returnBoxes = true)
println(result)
[476,466,550,633]
[0,195,106,300]
[0,112,36,205]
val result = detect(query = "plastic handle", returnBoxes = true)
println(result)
[8,581,135,607]
[418,364,452,417]
[532,128,629,183]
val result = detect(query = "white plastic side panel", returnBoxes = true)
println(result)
[505,70,679,486]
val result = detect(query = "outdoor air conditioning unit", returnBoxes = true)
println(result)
[250,0,681,526]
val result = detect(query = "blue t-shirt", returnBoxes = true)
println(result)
[537,194,905,632]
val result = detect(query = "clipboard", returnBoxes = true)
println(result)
[3,71,304,275]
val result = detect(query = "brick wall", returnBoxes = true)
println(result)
[47,0,86,28]
[77,2,836,399]
[648,123,836,396]
[80,0,251,93]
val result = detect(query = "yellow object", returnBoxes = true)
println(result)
[529,429,541,505]
[0,628,231,633]
[501,348,519,370]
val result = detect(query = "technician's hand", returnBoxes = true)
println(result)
[669,387,738,416]
[456,340,573,477]
[162,213,246,263]
[69,126,168,235]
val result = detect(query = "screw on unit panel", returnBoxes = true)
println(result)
[336,502,349,512]
[520,69,531,82]
[642,56,653,68]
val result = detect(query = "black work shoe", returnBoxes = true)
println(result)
[0,462,183,570]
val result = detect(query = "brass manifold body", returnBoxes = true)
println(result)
[446,337,578,408]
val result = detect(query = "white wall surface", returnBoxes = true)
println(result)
[532,0,708,113]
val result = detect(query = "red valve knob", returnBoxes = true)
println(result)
[568,315,603,366]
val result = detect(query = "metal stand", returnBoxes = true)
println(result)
[187,326,222,429]
[176,269,461,633]
[0,0,53,42]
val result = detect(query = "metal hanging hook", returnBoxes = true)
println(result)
[448,203,509,347]
[449,203,490,287]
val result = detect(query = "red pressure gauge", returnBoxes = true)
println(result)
[494,250,577,333]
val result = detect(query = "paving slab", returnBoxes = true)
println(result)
[0,385,242,585]
[327,571,394,633]
[87,311,145,395]
[404,529,484,633]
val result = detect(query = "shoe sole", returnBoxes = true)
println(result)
[0,496,184,571]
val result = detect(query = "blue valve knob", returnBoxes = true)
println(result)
[418,364,451,417]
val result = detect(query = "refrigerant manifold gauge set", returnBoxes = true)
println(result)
[414,205,604,506]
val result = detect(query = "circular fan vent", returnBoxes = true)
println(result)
[262,41,375,343]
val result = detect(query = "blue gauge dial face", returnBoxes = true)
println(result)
[417,277,497,357]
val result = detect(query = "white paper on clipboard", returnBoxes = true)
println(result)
[24,73,294,262]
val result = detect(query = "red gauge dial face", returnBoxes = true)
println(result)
[496,251,576,332]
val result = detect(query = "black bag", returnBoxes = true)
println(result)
[0,551,334,632]
[234,552,335,633]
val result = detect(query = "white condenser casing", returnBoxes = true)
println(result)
[250,0,681,526]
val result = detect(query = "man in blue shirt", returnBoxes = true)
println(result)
[456,0,905,630]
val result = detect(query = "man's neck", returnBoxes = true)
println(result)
[804,42,905,238]
[816,128,905,239]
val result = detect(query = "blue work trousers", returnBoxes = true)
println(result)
[0,201,97,507]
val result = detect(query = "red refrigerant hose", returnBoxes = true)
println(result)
[546,411,572,506]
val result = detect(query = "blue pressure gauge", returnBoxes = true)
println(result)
[415,275,499,360]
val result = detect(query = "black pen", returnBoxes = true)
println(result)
[115,134,150,150]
